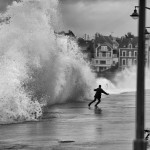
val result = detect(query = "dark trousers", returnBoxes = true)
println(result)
[88,97,101,107]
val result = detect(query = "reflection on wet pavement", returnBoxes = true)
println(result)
[0,92,150,150]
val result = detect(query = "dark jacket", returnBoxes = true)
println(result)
[94,88,108,98]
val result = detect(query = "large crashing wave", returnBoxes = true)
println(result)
[0,0,96,123]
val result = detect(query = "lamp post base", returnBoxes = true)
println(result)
[133,139,147,150]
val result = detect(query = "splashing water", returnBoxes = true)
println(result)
[2,0,150,124]
[0,0,97,123]
[95,67,138,95]
[99,66,150,94]
[113,67,137,93]
[114,66,150,92]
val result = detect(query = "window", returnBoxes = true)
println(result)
[102,52,106,57]
[107,60,110,64]
[107,52,111,58]
[134,51,137,57]
[128,43,132,48]
[99,67,102,72]
[95,60,99,64]
[122,59,126,65]
[122,51,126,57]
[97,52,99,57]
[128,59,132,66]
[96,67,99,72]
[99,53,102,58]
[129,51,132,57]
[113,54,117,58]
[101,46,107,51]
[100,60,106,64]
[133,59,137,65]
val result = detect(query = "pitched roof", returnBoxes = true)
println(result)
[103,36,113,45]
[97,42,113,49]
[95,34,114,47]
[117,37,138,48]
[95,34,119,49]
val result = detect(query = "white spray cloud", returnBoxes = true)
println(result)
[0,0,96,123]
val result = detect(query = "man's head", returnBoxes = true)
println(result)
[99,85,101,88]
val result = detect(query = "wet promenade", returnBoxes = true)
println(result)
[0,91,150,150]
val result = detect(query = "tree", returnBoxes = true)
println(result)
[125,32,134,38]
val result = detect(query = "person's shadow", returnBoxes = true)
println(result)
[94,107,102,115]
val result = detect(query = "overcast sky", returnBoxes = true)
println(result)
[59,0,150,38]
[1,0,150,38]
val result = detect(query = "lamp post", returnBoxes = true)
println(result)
[131,0,148,150]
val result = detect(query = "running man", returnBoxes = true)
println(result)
[88,85,109,108]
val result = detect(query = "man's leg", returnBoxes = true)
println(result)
[88,97,97,107]
[95,98,101,107]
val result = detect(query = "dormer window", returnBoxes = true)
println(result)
[101,46,107,51]
[128,43,132,49]
[129,51,132,57]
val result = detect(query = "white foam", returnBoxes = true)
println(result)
[0,0,96,123]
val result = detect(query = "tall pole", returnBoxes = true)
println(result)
[133,0,147,149]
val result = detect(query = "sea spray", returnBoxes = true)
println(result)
[97,66,139,94]
[101,66,150,94]
[0,0,96,123]
[113,66,137,92]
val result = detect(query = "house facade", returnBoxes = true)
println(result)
[90,33,150,72]
[145,35,150,68]
[119,47,137,69]
[118,37,138,70]
[92,43,114,72]
[92,34,119,72]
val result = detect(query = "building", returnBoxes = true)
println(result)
[118,35,150,70]
[118,37,138,70]
[92,34,119,72]
[145,34,150,68]
[92,43,113,72]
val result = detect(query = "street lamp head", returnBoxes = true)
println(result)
[130,8,139,19]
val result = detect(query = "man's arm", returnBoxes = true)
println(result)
[102,89,109,95]
[94,88,98,91]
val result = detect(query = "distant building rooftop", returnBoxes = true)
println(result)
[117,37,138,48]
